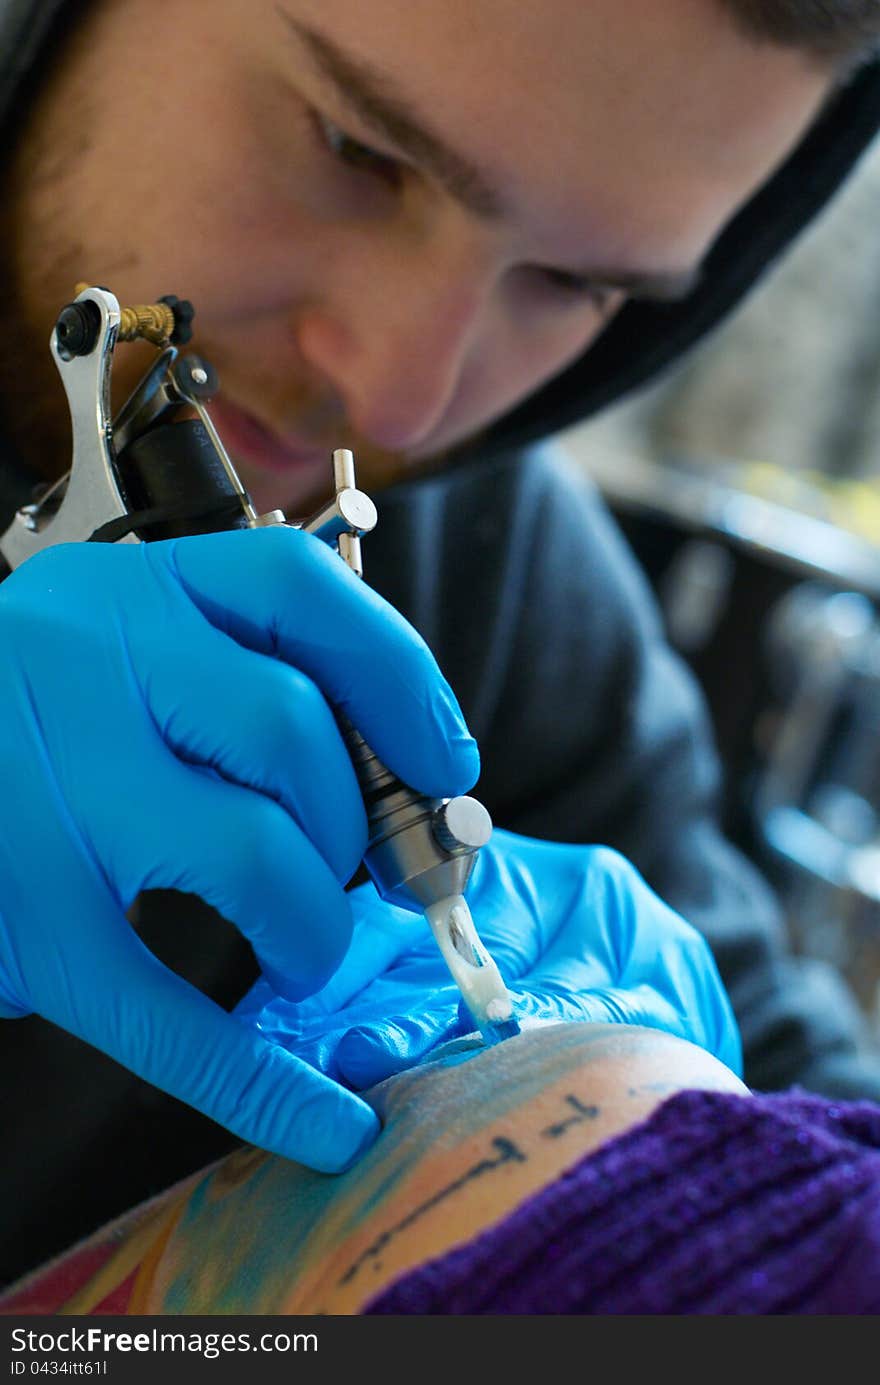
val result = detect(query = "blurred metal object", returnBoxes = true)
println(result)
[584,448,880,599]
[584,447,880,1030]
[659,538,736,653]
[755,583,880,1024]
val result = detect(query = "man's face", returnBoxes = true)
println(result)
[5,0,830,514]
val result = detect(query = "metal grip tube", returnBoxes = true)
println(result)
[340,715,492,913]
[324,447,492,913]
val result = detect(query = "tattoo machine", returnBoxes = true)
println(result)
[0,283,520,1047]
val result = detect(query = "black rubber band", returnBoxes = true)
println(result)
[88,497,245,544]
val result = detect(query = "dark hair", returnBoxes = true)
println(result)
[718,1,880,73]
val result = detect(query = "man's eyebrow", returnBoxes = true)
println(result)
[277,9,704,302]
[277,9,506,219]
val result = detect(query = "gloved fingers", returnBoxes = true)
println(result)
[333,973,728,1065]
[138,622,367,883]
[667,943,743,1076]
[511,983,737,1067]
[235,972,439,1056]
[508,846,742,1071]
[0,990,30,1019]
[506,843,704,991]
[334,997,466,1089]
[305,880,430,1011]
[234,881,427,1034]
[462,830,591,977]
[573,847,699,974]
[120,754,355,1001]
[241,1013,356,1085]
[236,969,464,1092]
[234,970,458,1079]
[58,931,380,1172]
[508,984,675,1029]
[154,529,480,798]
[533,850,743,1071]
[508,856,628,994]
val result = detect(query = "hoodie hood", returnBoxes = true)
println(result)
[2,0,880,475]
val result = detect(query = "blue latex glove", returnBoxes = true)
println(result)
[235,828,743,1086]
[0,528,478,1170]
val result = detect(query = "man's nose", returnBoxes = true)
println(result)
[294,247,493,453]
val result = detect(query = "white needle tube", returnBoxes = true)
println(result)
[423,893,520,1046]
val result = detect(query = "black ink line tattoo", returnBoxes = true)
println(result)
[541,1094,600,1138]
[338,1135,527,1287]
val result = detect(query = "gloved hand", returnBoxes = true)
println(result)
[0,528,478,1170]
[235,828,743,1086]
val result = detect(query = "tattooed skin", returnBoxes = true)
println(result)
[29,1021,746,1315]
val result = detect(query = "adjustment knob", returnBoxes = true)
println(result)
[431,796,493,855]
[54,300,101,359]
[158,294,196,345]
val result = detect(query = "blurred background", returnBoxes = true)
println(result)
[560,136,880,1038]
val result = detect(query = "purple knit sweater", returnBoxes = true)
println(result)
[364,1089,880,1313]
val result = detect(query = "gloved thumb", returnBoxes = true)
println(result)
[62,926,381,1171]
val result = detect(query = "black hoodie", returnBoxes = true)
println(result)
[2,1,880,1288]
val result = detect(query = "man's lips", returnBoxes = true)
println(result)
[205,393,333,478]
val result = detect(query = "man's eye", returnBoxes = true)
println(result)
[539,267,619,313]
[313,112,403,188]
